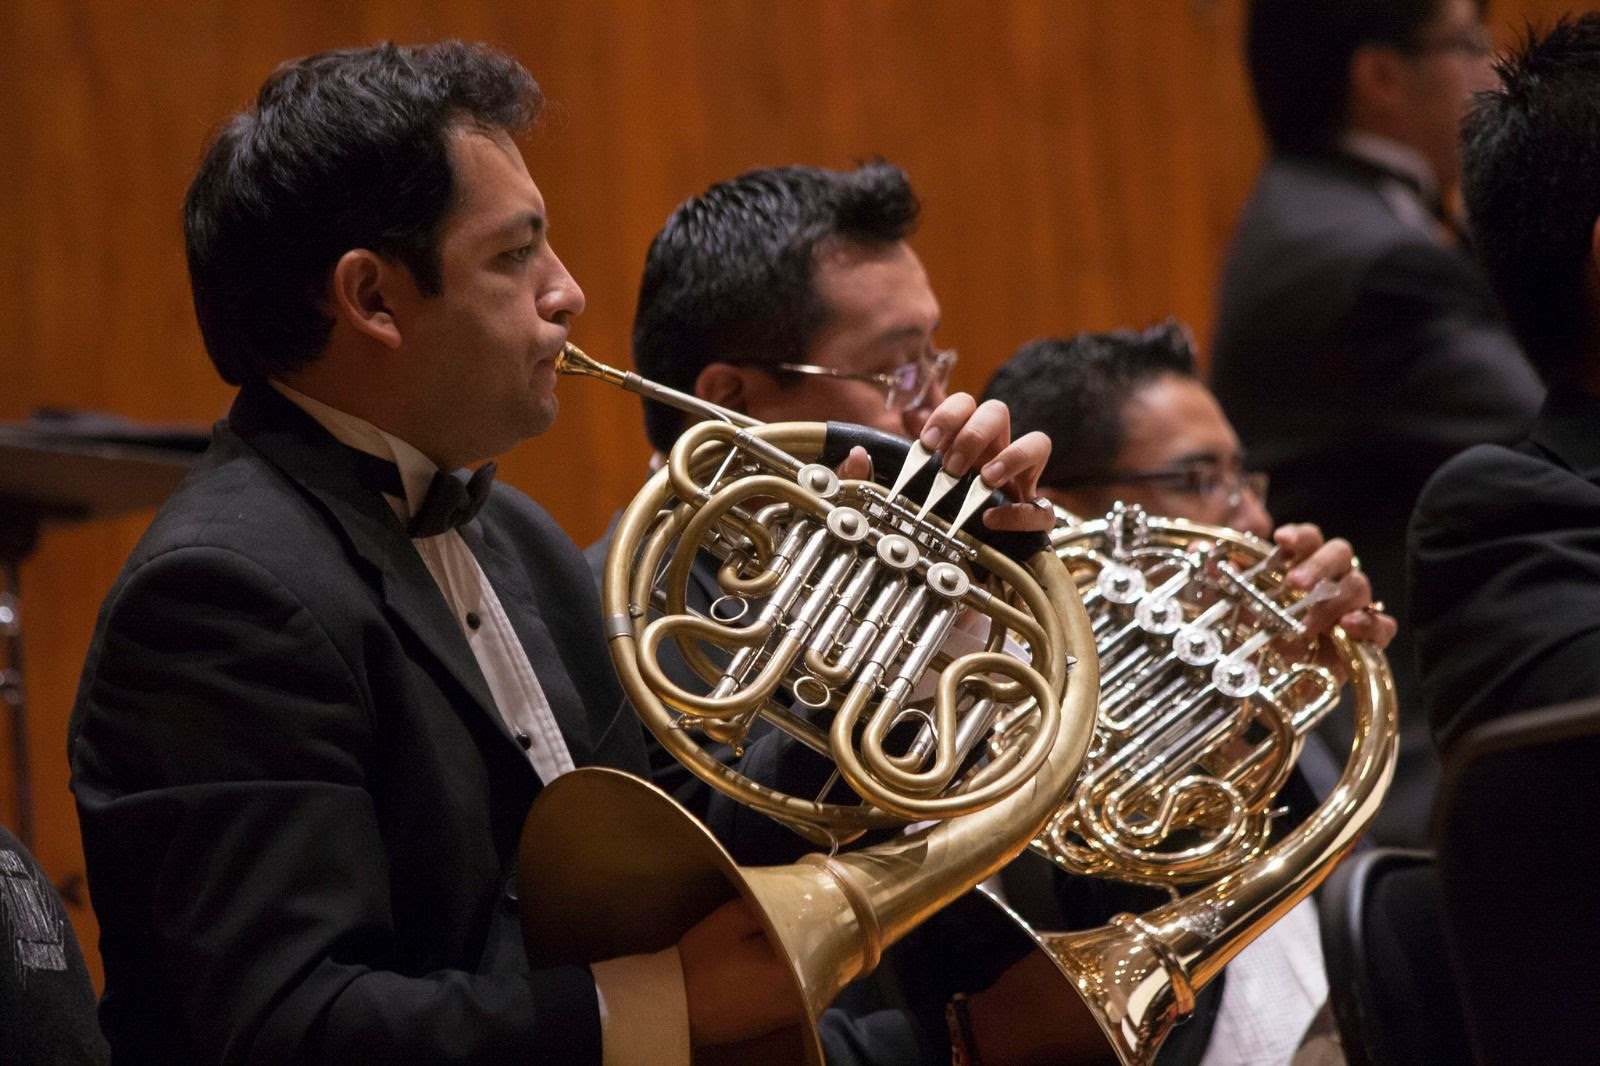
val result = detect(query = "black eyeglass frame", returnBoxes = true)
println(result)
[1056,459,1269,512]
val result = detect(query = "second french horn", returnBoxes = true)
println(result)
[988,501,1397,1065]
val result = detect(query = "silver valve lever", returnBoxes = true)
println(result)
[949,474,999,535]
[887,438,1000,537]
[915,466,963,521]
[888,438,936,500]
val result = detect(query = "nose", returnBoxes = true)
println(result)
[1232,488,1274,540]
[899,378,950,439]
[538,252,586,323]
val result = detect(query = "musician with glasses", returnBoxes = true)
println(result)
[982,321,1396,1066]
[629,163,998,458]
[612,161,1117,1065]
[1211,0,1544,849]
[618,161,1392,1064]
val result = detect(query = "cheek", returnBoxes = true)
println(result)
[1121,487,1183,519]
[770,382,884,429]
[1156,490,1229,528]
[834,390,896,433]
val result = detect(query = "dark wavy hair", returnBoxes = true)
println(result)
[183,41,542,385]
[981,321,1199,490]
[1462,15,1600,383]
[630,162,920,452]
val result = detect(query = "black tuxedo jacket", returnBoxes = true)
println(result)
[69,384,647,1064]
[1211,150,1542,846]
[1409,394,1600,752]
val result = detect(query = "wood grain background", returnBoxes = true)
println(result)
[1,0,1580,985]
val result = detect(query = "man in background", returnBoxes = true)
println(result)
[620,160,1080,1066]
[623,161,1386,1064]
[1210,0,1541,847]
[632,163,961,463]
[985,323,1394,1066]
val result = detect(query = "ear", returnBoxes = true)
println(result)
[328,249,404,350]
[694,362,761,414]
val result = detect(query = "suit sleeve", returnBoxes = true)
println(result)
[1410,448,1600,750]
[70,544,604,1065]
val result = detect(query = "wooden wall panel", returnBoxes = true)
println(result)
[0,0,1583,990]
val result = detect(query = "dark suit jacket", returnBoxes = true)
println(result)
[1211,150,1543,846]
[69,384,648,1065]
[1409,394,1600,753]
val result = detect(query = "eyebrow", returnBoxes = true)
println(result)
[1168,450,1236,467]
[873,322,940,349]
[490,212,546,243]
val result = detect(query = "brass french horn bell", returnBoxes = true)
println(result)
[984,503,1397,1065]
[516,344,1101,1064]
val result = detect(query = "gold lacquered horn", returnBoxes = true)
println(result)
[517,344,1101,1064]
[984,507,1399,1064]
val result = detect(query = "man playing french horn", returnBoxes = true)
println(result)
[622,161,1397,1065]
[65,43,1063,1066]
[987,324,1397,1064]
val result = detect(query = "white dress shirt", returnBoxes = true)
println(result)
[272,382,690,1066]
[1199,898,1330,1066]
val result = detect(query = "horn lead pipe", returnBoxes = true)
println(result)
[556,341,758,429]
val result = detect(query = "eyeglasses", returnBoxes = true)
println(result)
[1066,458,1269,514]
[1406,27,1493,59]
[773,349,958,413]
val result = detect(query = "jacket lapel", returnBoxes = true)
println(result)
[225,385,510,747]
[459,520,597,766]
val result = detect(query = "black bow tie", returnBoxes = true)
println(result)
[408,462,497,538]
[344,448,497,538]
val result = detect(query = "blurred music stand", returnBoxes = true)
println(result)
[0,414,208,849]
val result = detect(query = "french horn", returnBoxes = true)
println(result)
[516,345,1100,1064]
[984,502,1397,1065]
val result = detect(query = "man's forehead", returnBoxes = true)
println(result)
[1429,0,1483,33]
[443,127,546,232]
[813,242,939,332]
[1120,375,1241,459]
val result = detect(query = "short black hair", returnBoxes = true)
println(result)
[630,162,920,452]
[1462,15,1600,384]
[183,40,542,385]
[1246,0,1469,153]
[980,321,1198,490]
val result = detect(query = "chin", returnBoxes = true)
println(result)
[522,395,558,440]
